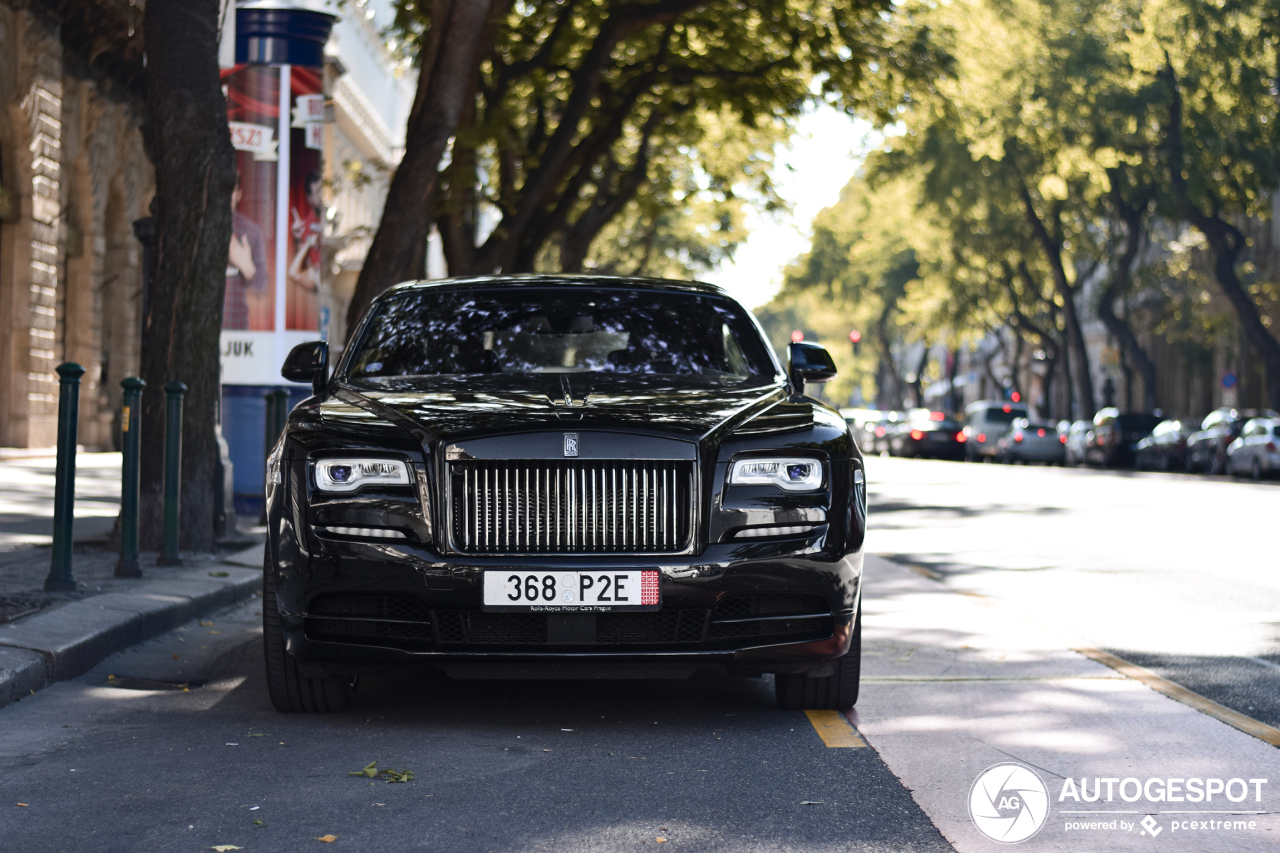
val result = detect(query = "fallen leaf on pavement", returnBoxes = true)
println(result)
[316,835,338,843]
[106,675,115,681]
[199,621,214,627]
[208,630,221,635]
[209,571,230,577]
[350,761,377,778]
[172,654,181,659]
[379,769,414,783]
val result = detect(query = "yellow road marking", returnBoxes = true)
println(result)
[805,709,867,748]
[1072,645,1280,748]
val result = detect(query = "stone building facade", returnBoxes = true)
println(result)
[0,0,152,450]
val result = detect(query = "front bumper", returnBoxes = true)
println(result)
[271,532,862,677]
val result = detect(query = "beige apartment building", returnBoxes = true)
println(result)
[0,0,410,451]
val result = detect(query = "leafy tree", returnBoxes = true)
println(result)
[347,0,941,326]
[1126,0,1280,408]
[347,0,497,331]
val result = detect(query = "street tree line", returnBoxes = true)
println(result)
[773,0,1280,417]
[347,0,947,327]
[131,0,941,549]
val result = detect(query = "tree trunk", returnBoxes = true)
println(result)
[874,301,903,408]
[346,0,494,330]
[910,343,930,407]
[1096,189,1159,412]
[1019,185,1096,416]
[1004,262,1060,419]
[138,0,236,552]
[1163,63,1280,411]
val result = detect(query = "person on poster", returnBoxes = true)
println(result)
[288,172,323,329]
[224,169,267,330]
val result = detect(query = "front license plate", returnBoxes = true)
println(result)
[482,570,660,612]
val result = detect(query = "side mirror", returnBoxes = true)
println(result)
[282,340,329,398]
[787,341,837,396]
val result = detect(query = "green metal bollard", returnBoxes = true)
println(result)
[45,362,85,592]
[115,377,146,578]
[157,380,187,566]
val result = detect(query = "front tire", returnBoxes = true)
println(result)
[775,607,861,710]
[263,558,356,712]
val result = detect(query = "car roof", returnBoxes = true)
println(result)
[966,399,1027,412]
[379,274,734,302]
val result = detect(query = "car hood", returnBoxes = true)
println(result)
[322,374,792,445]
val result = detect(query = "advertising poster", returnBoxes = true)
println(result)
[286,67,324,332]
[221,63,280,332]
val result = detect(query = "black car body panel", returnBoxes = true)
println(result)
[265,276,866,680]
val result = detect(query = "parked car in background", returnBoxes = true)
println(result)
[841,408,890,456]
[1134,419,1195,471]
[1085,408,1163,468]
[963,400,1029,461]
[864,410,904,455]
[1059,420,1090,467]
[1227,417,1280,480]
[888,409,966,460]
[1185,408,1244,474]
[995,419,1066,465]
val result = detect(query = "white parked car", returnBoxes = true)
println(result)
[1227,418,1280,480]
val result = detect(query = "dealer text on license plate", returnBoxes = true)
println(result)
[482,570,660,611]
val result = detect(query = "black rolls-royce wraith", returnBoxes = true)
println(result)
[264,276,867,712]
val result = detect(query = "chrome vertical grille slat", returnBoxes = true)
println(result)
[451,460,692,554]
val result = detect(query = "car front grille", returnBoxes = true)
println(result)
[303,594,833,651]
[449,460,693,554]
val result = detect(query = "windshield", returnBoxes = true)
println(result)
[345,286,777,382]
[980,406,1027,425]
[1116,414,1162,433]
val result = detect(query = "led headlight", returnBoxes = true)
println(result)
[729,457,824,491]
[314,458,411,493]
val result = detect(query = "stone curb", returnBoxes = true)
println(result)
[0,564,260,710]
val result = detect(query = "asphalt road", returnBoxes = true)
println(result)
[0,601,951,853]
[3,455,1278,852]
[865,455,1280,729]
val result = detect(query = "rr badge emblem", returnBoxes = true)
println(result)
[563,433,579,457]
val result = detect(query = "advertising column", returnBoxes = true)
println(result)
[220,1,336,517]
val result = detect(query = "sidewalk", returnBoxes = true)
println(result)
[0,451,122,550]
[0,542,265,710]
[0,450,268,710]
